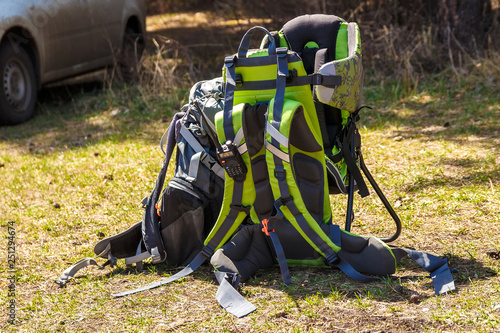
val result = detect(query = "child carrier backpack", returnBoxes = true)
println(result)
[57,15,456,319]
[56,77,226,285]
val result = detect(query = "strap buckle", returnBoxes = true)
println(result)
[276,47,288,57]
[286,69,297,83]
[150,247,163,264]
[325,251,340,266]
[261,219,274,236]
[229,204,251,215]
[201,246,214,259]
[224,55,237,67]
[274,166,286,180]
[235,74,243,87]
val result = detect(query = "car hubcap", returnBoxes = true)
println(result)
[3,59,31,111]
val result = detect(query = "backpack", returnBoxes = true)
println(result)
[56,77,226,284]
[57,15,456,319]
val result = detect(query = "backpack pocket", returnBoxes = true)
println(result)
[158,178,216,266]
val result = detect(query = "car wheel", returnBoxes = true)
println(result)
[118,27,145,82]
[0,43,37,125]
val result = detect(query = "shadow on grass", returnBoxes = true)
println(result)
[94,252,494,306]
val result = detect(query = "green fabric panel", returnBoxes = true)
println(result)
[278,31,288,48]
[204,105,257,249]
[336,22,348,60]
[266,99,339,254]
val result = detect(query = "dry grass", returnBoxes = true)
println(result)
[0,11,499,333]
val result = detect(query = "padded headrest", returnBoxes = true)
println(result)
[281,14,345,65]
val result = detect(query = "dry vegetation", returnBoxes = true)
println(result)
[1,6,499,333]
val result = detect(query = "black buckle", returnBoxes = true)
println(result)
[201,246,214,258]
[235,74,243,87]
[286,69,297,83]
[325,252,340,266]
[230,204,251,215]
[274,166,286,180]
[224,55,236,67]
[277,47,288,57]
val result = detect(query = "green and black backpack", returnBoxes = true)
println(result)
[57,14,456,318]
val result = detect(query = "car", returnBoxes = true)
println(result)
[0,0,146,125]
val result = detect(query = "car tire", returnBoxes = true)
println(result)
[0,42,37,125]
[118,27,145,82]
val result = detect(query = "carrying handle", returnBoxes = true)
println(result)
[237,26,276,58]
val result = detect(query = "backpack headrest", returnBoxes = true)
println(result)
[281,14,345,72]
[279,15,363,112]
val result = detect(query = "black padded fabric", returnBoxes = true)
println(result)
[321,224,396,276]
[94,221,144,259]
[339,236,396,276]
[211,222,396,282]
[293,153,324,224]
[289,106,322,152]
[211,224,275,281]
[282,14,343,64]
[242,103,267,157]
[252,155,274,220]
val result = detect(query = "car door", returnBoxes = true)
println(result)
[36,0,94,79]
[87,0,124,63]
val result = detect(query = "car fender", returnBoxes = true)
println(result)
[121,0,146,40]
[0,2,53,87]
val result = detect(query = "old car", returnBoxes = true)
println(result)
[0,0,146,125]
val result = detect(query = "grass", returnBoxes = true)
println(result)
[1,12,499,333]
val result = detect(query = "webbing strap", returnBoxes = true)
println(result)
[333,121,369,198]
[186,151,202,181]
[55,244,113,286]
[391,248,456,295]
[124,250,150,266]
[223,56,237,141]
[112,247,213,297]
[233,74,342,91]
[55,258,100,286]
[262,218,292,285]
[180,126,224,179]
[280,199,338,264]
[214,271,257,318]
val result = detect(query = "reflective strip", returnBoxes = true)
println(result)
[266,122,288,148]
[237,142,248,155]
[234,127,245,146]
[265,140,289,163]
